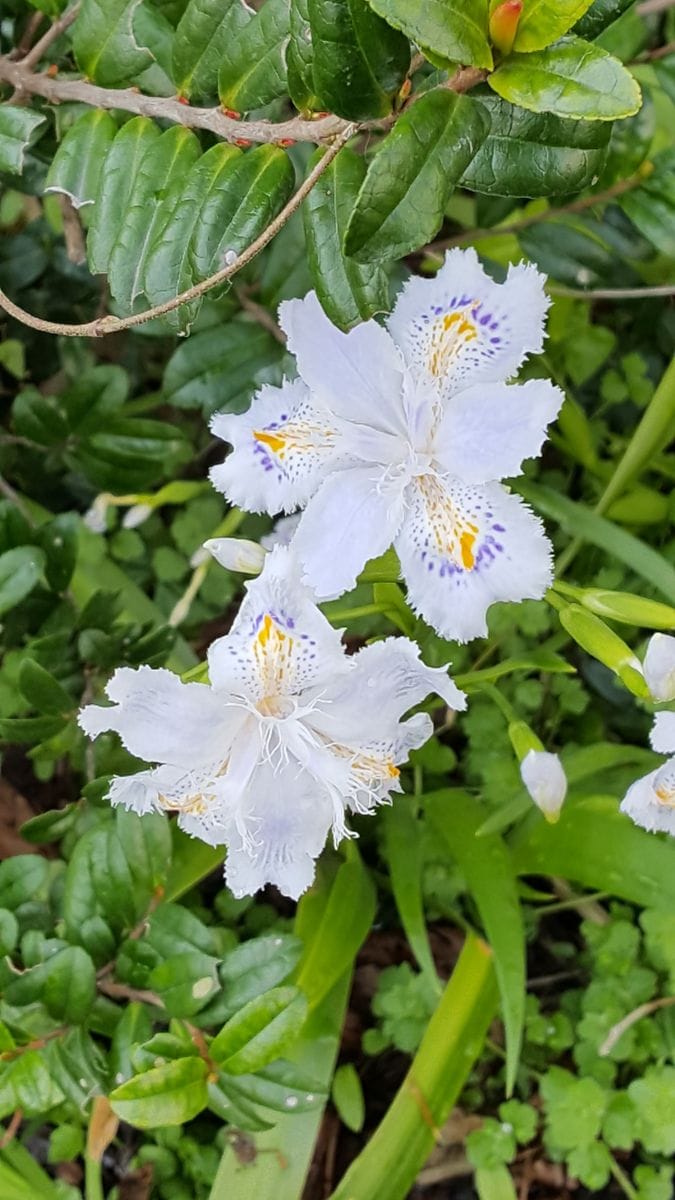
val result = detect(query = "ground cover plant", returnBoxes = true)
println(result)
[0,0,674,1196]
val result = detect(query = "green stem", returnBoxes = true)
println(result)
[328,935,497,1200]
[84,1155,104,1200]
[609,1155,639,1200]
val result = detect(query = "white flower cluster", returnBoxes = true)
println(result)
[85,250,675,898]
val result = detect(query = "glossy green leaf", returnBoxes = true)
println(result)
[42,947,97,1023]
[73,0,154,86]
[0,910,19,956]
[0,715,67,743]
[107,125,201,312]
[190,145,295,281]
[210,986,308,1075]
[489,36,641,120]
[37,514,78,593]
[110,1002,154,1084]
[222,1060,326,1116]
[366,0,492,69]
[0,107,47,176]
[87,117,160,276]
[110,1057,209,1127]
[294,857,376,1009]
[426,790,525,1094]
[287,0,319,110]
[511,795,675,908]
[345,90,489,261]
[596,86,654,187]
[219,0,290,111]
[45,109,116,210]
[514,0,595,52]
[146,901,217,959]
[114,806,172,894]
[0,855,48,910]
[162,317,283,416]
[218,934,304,1016]
[519,213,635,288]
[462,91,610,196]
[574,0,634,39]
[0,1052,65,1121]
[150,952,220,1017]
[382,799,438,987]
[309,0,410,120]
[132,1,175,95]
[329,935,497,1200]
[0,546,45,617]
[18,660,73,716]
[304,146,390,329]
[517,480,675,602]
[618,149,675,258]
[332,1063,365,1132]
[173,0,251,99]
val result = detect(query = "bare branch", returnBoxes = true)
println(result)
[19,2,81,71]
[549,284,675,300]
[0,123,356,337]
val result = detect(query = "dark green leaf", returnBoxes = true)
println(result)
[461,91,610,196]
[489,36,641,120]
[110,1002,154,1083]
[87,117,160,276]
[110,1057,209,1127]
[0,546,45,616]
[143,143,241,333]
[19,806,77,846]
[574,0,634,39]
[365,0,492,70]
[37,514,78,593]
[224,1059,326,1114]
[344,90,489,261]
[73,0,154,85]
[218,0,290,111]
[0,909,19,956]
[146,901,217,958]
[0,107,47,175]
[42,946,97,1023]
[210,987,308,1074]
[44,109,117,209]
[19,660,73,716]
[514,0,595,52]
[304,145,390,328]
[0,715,67,743]
[618,149,675,257]
[0,1051,65,1120]
[287,0,319,111]
[190,145,295,282]
[173,0,251,100]
[309,0,410,120]
[216,933,303,1016]
[162,317,283,416]
[106,125,201,312]
[115,806,172,895]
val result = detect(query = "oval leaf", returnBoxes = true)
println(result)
[73,0,154,86]
[218,0,291,111]
[366,0,493,69]
[45,110,117,210]
[0,106,47,175]
[489,36,641,120]
[210,986,308,1075]
[173,0,252,100]
[309,0,410,120]
[87,117,160,276]
[110,1057,208,1128]
[514,0,595,52]
[344,90,489,262]
[0,546,45,617]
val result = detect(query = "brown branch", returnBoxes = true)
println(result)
[549,283,675,300]
[0,122,356,337]
[97,977,164,1008]
[638,0,675,13]
[9,14,44,61]
[19,3,81,72]
[428,167,652,257]
[0,1109,23,1148]
[235,286,286,344]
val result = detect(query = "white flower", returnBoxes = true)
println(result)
[621,711,675,835]
[83,494,111,533]
[122,503,153,529]
[210,249,563,642]
[205,537,267,574]
[78,547,465,899]
[260,513,301,551]
[520,749,567,822]
[643,633,675,702]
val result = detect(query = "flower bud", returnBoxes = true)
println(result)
[204,537,267,574]
[520,750,567,823]
[643,633,675,702]
[558,605,650,699]
[83,493,112,533]
[489,0,522,55]
[122,503,152,529]
[573,587,675,632]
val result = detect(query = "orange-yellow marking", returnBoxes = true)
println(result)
[254,429,286,455]
[428,307,478,376]
[655,784,675,806]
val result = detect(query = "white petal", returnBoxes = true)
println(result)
[207,546,349,700]
[644,633,675,703]
[621,764,675,836]
[107,770,162,815]
[311,637,465,748]
[223,762,334,899]
[260,513,301,550]
[205,537,267,574]
[396,478,553,642]
[78,666,236,767]
[279,291,408,436]
[651,711,675,755]
[434,378,564,484]
[209,377,345,514]
[292,465,407,600]
[520,750,567,821]
[388,249,549,398]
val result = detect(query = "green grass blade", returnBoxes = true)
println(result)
[328,934,497,1200]
[519,481,675,601]
[382,799,440,991]
[595,355,675,514]
[426,789,525,1095]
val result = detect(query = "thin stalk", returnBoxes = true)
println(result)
[84,1156,104,1200]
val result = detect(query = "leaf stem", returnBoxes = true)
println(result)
[608,1155,639,1200]
[84,1154,104,1200]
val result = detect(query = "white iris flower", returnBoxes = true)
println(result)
[643,633,675,702]
[621,711,675,835]
[210,249,563,642]
[79,547,465,898]
[520,749,567,822]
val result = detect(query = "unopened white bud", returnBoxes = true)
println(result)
[190,546,211,569]
[83,494,112,533]
[520,750,567,824]
[643,633,675,703]
[122,503,153,529]
[204,537,267,574]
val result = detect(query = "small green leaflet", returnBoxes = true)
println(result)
[513,0,595,53]
[0,107,46,176]
[366,0,493,70]
[489,36,641,120]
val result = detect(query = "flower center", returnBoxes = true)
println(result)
[654,763,675,807]
[257,695,294,719]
